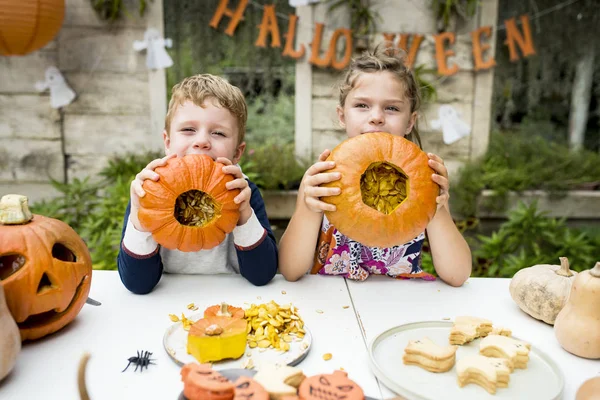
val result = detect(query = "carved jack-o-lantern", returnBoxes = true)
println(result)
[180,363,235,400]
[233,376,268,400]
[298,370,364,400]
[0,194,92,341]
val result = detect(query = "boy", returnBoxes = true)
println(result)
[117,74,277,294]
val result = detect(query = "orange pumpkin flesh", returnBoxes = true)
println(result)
[204,302,245,319]
[322,132,438,247]
[0,195,92,341]
[138,154,240,252]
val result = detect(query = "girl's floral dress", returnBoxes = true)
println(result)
[311,215,436,281]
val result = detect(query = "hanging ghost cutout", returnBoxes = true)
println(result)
[133,28,173,70]
[430,105,471,145]
[289,0,320,6]
[35,67,76,109]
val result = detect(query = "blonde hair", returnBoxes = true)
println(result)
[338,46,422,147]
[165,74,247,144]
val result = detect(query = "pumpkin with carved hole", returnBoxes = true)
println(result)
[0,194,92,341]
[298,370,364,400]
[180,363,234,400]
[138,154,240,252]
[322,132,438,247]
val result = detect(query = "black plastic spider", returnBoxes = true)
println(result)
[122,350,156,372]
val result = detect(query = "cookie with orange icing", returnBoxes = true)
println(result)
[298,370,364,400]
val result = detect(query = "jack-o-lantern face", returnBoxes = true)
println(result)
[298,370,364,400]
[0,196,92,341]
[180,363,234,400]
[233,376,269,400]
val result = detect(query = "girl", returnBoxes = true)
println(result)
[278,47,471,286]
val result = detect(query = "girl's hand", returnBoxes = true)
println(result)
[301,149,341,213]
[217,157,252,226]
[428,153,450,210]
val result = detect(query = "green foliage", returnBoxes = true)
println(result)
[472,202,600,278]
[326,0,382,36]
[30,152,160,270]
[432,0,478,31]
[452,131,600,217]
[413,64,438,105]
[90,0,148,21]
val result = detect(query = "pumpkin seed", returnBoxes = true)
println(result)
[174,190,221,227]
[360,162,408,215]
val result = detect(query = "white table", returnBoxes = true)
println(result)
[346,276,600,400]
[0,271,383,400]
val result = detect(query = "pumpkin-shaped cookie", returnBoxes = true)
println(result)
[298,370,364,400]
[322,132,438,247]
[138,154,240,252]
[181,363,234,400]
[0,194,92,341]
[233,376,269,400]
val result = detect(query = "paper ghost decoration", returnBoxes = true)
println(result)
[133,28,173,70]
[289,0,320,6]
[430,105,471,145]
[35,67,76,109]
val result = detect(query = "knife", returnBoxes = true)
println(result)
[85,297,102,306]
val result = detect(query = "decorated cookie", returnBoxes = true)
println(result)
[480,334,531,370]
[233,376,269,400]
[402,337,458,372]
[252,364,305,399]
[456,354,512,394]
[298,370,365,400]
[490,326,512,337]
[181,363,235,400]
[449,316,493,345]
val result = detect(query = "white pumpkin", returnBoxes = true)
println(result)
[509,257,578,325]
[0,283,21,381]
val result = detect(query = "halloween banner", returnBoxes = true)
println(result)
[209,0,536,75]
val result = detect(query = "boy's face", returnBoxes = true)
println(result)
[163,98,245,164]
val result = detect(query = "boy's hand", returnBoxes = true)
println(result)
[129,154,176,231]
[217,157,252,226]
[428,152,450,210]
[301,149,341,213]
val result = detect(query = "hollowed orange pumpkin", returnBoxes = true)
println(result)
[322,132,438,247]
[204,302,245,319]
[0,194,92,341]
[138,154,240,252]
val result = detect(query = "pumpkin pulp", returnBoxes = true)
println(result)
[360,162,408,215]
[175,190,221,227]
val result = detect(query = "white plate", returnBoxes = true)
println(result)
[368,321,564,400]
[163,313,312,370]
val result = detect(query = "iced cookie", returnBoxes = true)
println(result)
[298,370,364,400]
[180,363,234,400]
[480,334,531,370]
[402,337,458,372]
[450,316,493,345]
[252,364,305,399]
[491,326,512,337]
[456,354,512,394]
[233,376,269,400]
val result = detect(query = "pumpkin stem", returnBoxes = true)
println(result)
[555,257,574,277]
[217,302,232,317]
[0,194,33,225]
[590,262,600,278]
